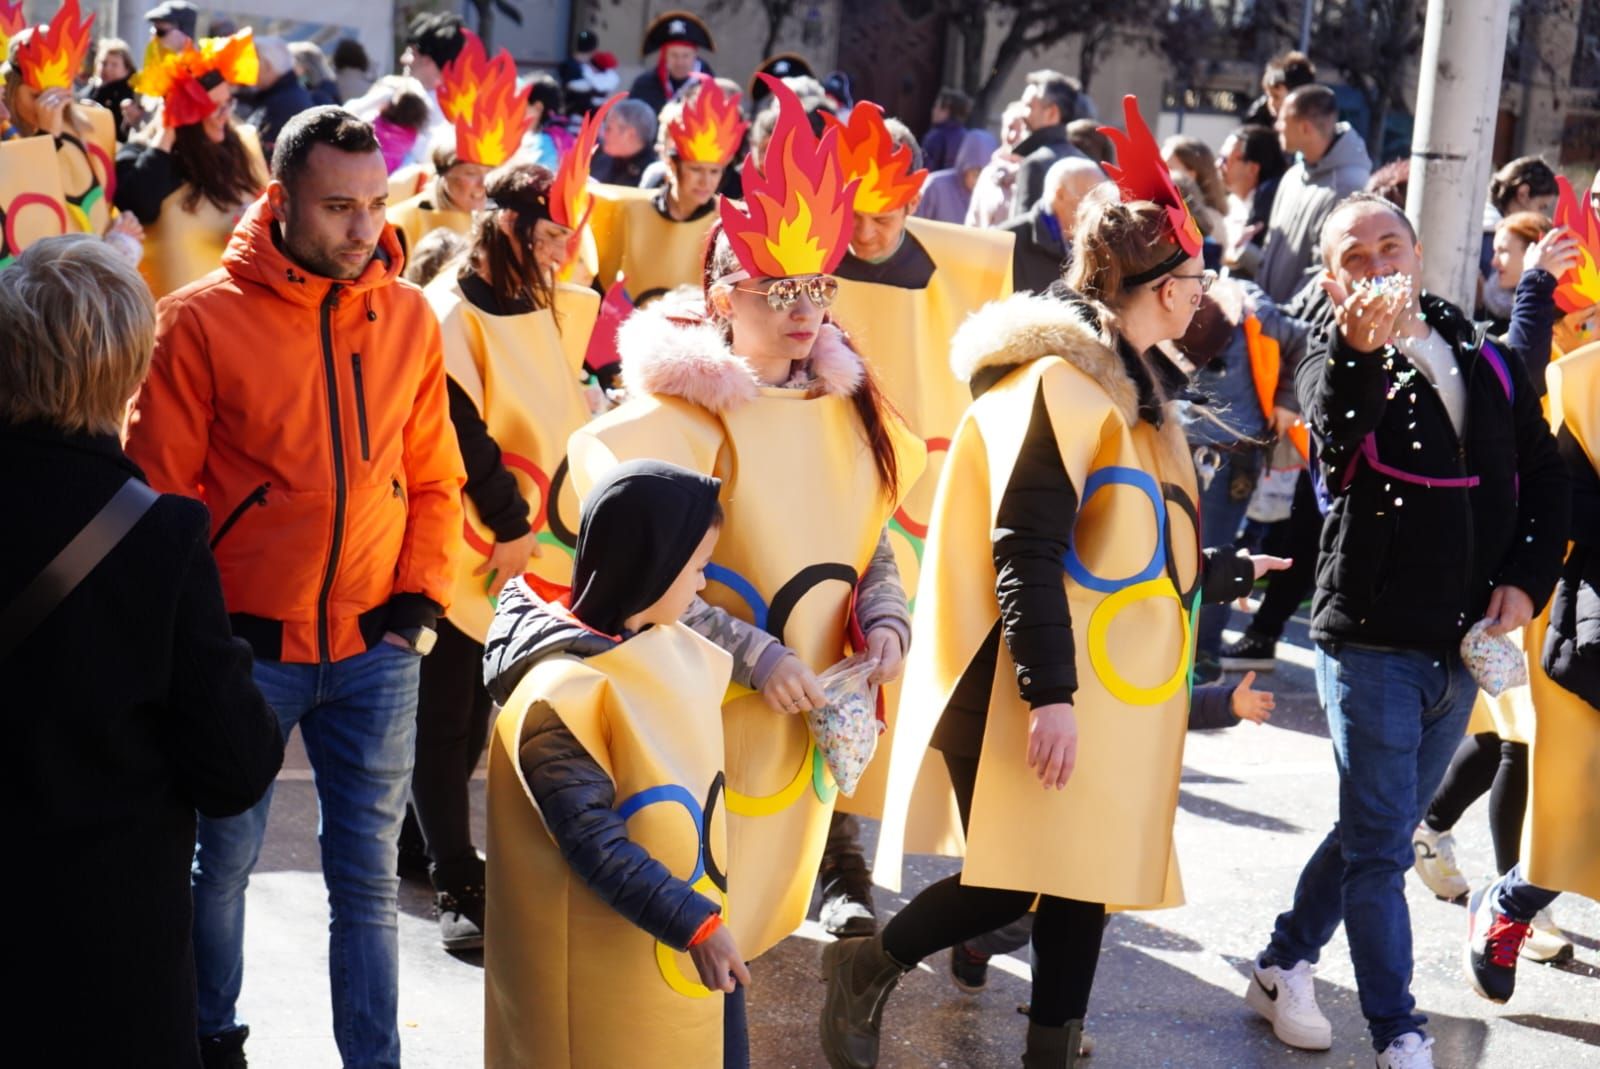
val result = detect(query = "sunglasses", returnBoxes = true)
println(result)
[732,274,839,311]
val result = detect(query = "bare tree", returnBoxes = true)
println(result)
[1309,0,1426,153]
[467,0,525,51]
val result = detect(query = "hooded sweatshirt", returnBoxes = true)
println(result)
[1251,123,1373,303]
[915,129,999,225]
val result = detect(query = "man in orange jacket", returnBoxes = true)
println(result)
[126,107,465,1069]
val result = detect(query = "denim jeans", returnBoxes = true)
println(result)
[192,642,421,1069]
[1264,643,1475,1050]
[1195,451,1254,661]
[1495,862,1561,921]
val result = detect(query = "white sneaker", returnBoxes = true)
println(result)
[1412,824,1470,900]
[1520,907,1574,963]
[1376,1032,1435,1068]
[1245,957,1333,1050]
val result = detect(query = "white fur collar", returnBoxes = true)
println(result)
[617,298,864,412]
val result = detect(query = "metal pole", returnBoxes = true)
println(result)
[1406,0,1514,311]
[1298,0,1314,53]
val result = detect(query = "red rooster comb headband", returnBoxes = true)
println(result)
[1098,94,1204,286]
[12,0,93,92]
[823,101,927,215]
[717,73,857,279]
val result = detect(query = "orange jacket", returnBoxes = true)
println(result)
[127,197,466,664]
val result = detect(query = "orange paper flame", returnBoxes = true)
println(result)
[131,30,259,128]
[823,101,927,215]
[437,29,489,125]
[719,74,856,278]
[0,3,26,56]
[1099,94,1203,258]
[668,78,747,165]
[551,93,619,239]
[1553,175,1600,315]
[447,44,530,167]
[16,0,94,92]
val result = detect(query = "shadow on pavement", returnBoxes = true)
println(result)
[1504,1013,1600,1047]
[1178,787,1303,833]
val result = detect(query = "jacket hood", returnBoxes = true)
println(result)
[1308,123,1372,183]
[617,296,864,412]
[222,196,406,308]
[483,579,620,705]
[949,290,1141,425]
[954,129,999,173]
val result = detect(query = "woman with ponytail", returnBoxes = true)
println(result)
[831,98,1285,1069]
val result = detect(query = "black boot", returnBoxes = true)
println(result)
[1021,1019,1086,1068]
[199,1025,249,1069]
[431,853,486,951]
[819,933,910,1069]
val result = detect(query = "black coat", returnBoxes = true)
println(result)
[999,204,1069,294]
[1296,293,1570,649]
[243,71,316,157]
[1009,125,1085,218]
[0,423,283,1064]
[1541,423,1600,706]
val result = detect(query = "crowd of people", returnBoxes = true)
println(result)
[2,4,1597,1069]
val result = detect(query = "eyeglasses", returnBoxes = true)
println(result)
[1167,269,1217,294]
[732,274,839,311]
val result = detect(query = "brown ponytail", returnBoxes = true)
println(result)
[1064,184,1183,303]
[460,162,558,325]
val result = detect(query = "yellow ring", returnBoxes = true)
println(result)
[1086,578,1191,705]
[656,876,729,998]
[725,737,818,817]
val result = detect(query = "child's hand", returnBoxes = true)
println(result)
[1230,670,1275,724]
[688,923,750,994]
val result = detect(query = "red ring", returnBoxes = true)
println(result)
[3,193,69,257]
[890,437,949,539]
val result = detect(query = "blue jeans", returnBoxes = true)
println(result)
[1495,863,1560,921]
[1264,643,1475,1050]
[1196,450,1253,660]
[192,642,421,1069]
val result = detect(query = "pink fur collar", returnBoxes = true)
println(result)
[617,299,864,413]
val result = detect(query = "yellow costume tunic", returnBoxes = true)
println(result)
[828,216,1013,819]
[427,277,600,642]
[485,622,734,1069]
[568,308,925,956]
[53,104,117,235]
[387,188,473,258]
[0,135,70,267]
[138,126,268,300]
[1523,342,1600,898]
[590,184,718,305]
[877,293,1197,908]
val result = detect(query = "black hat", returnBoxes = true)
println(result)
[641,10,714,55]
[405,13,468,70]
[144,1,198,41]
[748,53,813,104]
[574,29,598,53]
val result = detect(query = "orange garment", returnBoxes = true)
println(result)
[127,196,466,663]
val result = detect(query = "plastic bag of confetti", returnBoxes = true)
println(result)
[1460,618,1528,697]
[805,652,883,797]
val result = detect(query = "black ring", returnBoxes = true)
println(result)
[766,562,858,647]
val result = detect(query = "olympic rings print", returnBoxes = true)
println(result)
[1085,578,1193,705]
[891,437,948,540]
[0,192,69,268]
[461,453,578,604]
[1063,467,1168,593]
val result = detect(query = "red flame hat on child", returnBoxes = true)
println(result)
[667,77,747,167]
[718,73,857,278]
[1552,175,1600,315]
[436,30,532,168]
[12,0,93,92]
[1097,95,1204,283]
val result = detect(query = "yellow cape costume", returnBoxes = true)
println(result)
[387,188,473,258]
[137,125,268,299]
[427,276,599,642]
[0,135,70,267]
[55,104,116,235]
[485,622,733,1069]
[568,307,924,956]
[590,184,718,305]
[877,293,1196,908]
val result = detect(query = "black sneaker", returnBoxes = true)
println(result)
[1220,630,1277,671]
[1466,880,1529,1003]
[1192,654,1223,685]
[819,862,878,937]
[432,854,486,951]
[199,1025,249,1069]
[949,941,990,992]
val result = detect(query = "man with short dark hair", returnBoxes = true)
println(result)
[127,106,466,1069]
[1219,124,1288,264]
[1008,70,1090,219]
[1242,193,1568,1069]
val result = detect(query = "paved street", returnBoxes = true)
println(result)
[239,611,1598,1068]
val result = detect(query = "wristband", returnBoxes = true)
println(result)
[687,912,723,947]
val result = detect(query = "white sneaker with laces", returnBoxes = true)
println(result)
[1412,823,1470,900]
[1520,907,1574,963]
[1245,957,1332,1050]
[1376,1032,1435,1068]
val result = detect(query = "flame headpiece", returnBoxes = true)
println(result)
[718,74,856,279]
[130,29,258,128]
[667,78,746,166]
[824,101,927,215]
[548,93,618,236]
[13,0,93,92]
[1098,94,1204,285]
[1553,175,1600,315]
[0,3,26,59]
[437,30,530,168]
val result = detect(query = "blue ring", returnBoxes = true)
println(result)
[704,562,770,632]
[1063,466,1167,593]
[616,784,706,885]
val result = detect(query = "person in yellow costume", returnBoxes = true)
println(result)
[3,0,140,255]
[816,96,1015,935]
[567,76,925,961]
[483,459,750,1069]
[112,28,266,298]
[590,76,746,306]
[412,69,602,951]
[823,97,1279,1069]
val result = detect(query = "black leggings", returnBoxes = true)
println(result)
[1252,470,1320,640]
[411,618,494,867]
[880,752,1106,1026]
[1424,731,1529,875]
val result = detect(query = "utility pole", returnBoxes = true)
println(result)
[1406,0,1514,311]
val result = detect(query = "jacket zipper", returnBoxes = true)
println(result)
[392,477,405,503]
[210,481,270,549]
[315,285,348,662]
[351,353,371,461]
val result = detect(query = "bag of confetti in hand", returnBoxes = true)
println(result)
[1459,618,1528,697]
[805,652,883,797]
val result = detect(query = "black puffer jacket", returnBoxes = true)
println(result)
[1541,423,1600,705]
[483,580,719,950]
[1296,292,1569,649]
